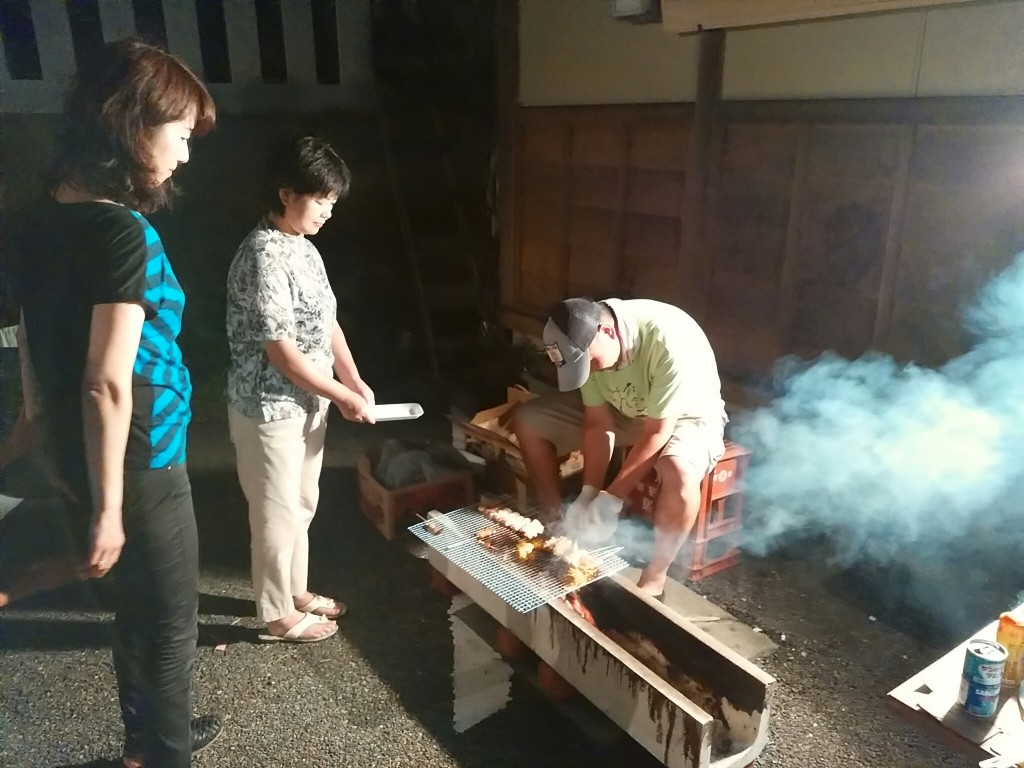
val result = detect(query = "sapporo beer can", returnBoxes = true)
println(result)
[958,638,1007,718]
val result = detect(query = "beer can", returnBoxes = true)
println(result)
[958,638,1007,718]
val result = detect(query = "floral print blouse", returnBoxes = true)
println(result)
[226,219,337,422]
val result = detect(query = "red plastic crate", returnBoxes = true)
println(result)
[624,440,750,581]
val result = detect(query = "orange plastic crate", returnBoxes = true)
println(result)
[624,440,750,581]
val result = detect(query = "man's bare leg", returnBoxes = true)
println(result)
[638,456,702,597]
[509,415,562,518]
[0,556,83,608]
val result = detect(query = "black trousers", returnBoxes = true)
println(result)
[112,464,198,768]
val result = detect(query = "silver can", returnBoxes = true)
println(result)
[957,638,1007,718]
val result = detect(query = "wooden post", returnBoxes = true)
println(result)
[680,29,726,325]
[873,125,915,350]
[776,125,811,348]
[558,122,573,299]
[497,0,520,311]
[537,661,578,700]
[614,124,633,297]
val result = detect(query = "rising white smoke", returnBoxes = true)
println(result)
[732,253,1024,576]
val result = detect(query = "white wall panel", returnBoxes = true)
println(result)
[661,0,976,32]
[32,0,75,83]
[223,0,262,86]
[917,1,1024,96]
[2,0,374,114]
[163,0,203,75]
[2,0,74,111]
[281,0,316,85]
[518,0,1024,103]
[519,0,698,105]
[722,12,927,100]
[721,0,1024,99]
[337,0,372,83]
[97,0,136,43]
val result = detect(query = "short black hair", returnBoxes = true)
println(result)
[262,133,351,215]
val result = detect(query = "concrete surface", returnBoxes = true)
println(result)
[620,565,778,662]
[0,414,978,767]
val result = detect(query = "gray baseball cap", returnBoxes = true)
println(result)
[542,298,603,391]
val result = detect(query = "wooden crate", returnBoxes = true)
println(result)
[356,454,475,540]
[452,386,585,505]
[480,451,584,505]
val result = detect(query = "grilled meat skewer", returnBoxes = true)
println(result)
[477,503,600,584]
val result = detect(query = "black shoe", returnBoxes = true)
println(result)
[189,715,223,757]
[123,714,224,767]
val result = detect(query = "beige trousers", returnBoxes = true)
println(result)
[228,406,328,623]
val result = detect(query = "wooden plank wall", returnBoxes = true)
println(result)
[501,99,1024,383]
[509,106,694,310]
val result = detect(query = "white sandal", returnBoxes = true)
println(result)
[295,593,347,619]
[258,612,338,644]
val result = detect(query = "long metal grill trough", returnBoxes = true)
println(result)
[408,502,630,612]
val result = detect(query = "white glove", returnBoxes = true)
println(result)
[564,485,600,533]
[580,491,624,545]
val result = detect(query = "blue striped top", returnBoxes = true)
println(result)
[130,211,191,468]
[12,201,192,502]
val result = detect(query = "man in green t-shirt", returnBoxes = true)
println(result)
[511,297,727,597]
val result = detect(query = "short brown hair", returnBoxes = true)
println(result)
[53,38,216,213]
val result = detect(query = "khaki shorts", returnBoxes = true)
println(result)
[515,392,727,477]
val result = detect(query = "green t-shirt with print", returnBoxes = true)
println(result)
[579,299,724,421]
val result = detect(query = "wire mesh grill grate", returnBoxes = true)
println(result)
[408,501,630,613]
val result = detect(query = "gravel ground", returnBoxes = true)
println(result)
[0,418,986,767]
[687,555,976,768]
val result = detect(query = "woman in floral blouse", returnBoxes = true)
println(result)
[226,134,374,643]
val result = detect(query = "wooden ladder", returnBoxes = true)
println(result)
[374,83,485,384]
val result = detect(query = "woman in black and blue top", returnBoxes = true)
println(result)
[10,40,221,768]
